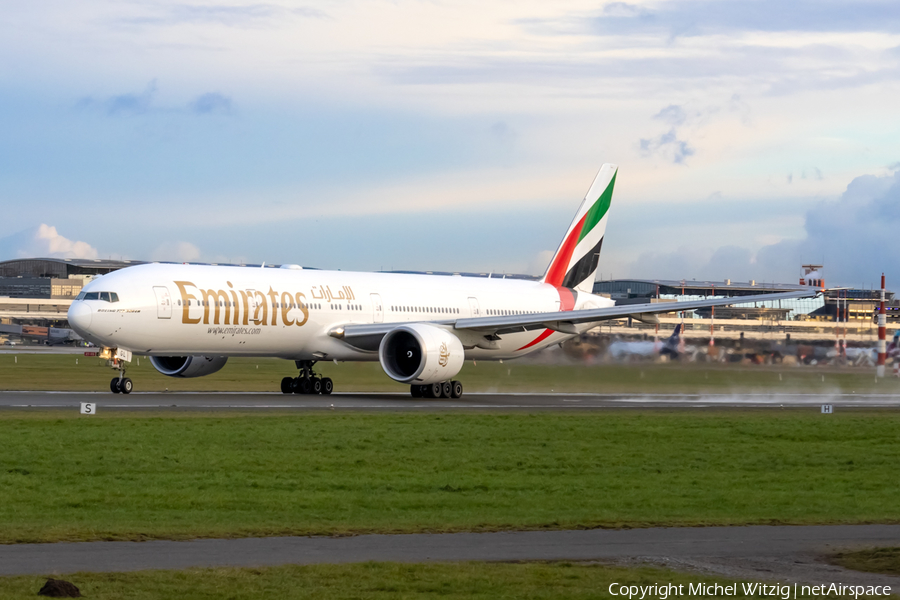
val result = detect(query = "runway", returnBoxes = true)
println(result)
[1,390,899,410]
[2,525,900,585]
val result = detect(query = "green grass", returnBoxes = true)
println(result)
[0,562,855,600]
[1,411,898,544]
[831,548,900,576]
[1,353,899,393]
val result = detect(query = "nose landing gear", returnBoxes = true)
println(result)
[101,347,134,394]
[110,376,133,394]
[282,360,333,395]
[410,380,462,399]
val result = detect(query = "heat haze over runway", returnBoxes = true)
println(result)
[1,391,898,410]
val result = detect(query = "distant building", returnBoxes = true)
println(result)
[592,277,899,323]
[593,278,824,320]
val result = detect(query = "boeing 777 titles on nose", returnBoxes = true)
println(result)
[67,164,815,397]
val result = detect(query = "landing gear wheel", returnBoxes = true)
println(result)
[311,377,323,395]
[428,383,443,398]
[120,378,133,394]
[410,384,422,398]
[295,377,312,395]
[321,378,333,395]
[110,378,121,394]
[280,377,294,394]
[440,381,452,398]
[450,380,463,399]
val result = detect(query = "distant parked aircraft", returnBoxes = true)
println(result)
[607,324,688,360]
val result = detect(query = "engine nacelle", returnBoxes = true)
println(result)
[150,355,228,378]
[379,323,465,385]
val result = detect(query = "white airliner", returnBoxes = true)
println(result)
[67,164,815,397]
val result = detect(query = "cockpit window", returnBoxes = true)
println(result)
[81,291,119,302]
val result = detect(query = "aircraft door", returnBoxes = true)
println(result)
[370,293,384,323]
[467,297,481,318]
[153,286,172,319]
[246,289,259,324]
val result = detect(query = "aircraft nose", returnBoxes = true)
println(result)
[67,301,92,333]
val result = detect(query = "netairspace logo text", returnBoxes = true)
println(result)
[608,582,892,599]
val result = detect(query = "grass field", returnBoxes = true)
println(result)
[1,353,899,393]
[1,410,898,544]
[0,561,833,600]
[831,548,900,576]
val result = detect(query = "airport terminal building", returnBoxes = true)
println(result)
[0,258,145,342]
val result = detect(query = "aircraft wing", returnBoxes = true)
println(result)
[330,289,818,351]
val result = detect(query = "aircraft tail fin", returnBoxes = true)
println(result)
[669,323,682,341]
[541,163,617,294]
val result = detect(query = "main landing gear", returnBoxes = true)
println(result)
[281,360,333,395]
[410,380,463,399]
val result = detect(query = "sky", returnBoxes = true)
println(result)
[1,0,899,288]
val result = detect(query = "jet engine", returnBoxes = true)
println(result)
[150,355,228,378]
[379,323,464,385]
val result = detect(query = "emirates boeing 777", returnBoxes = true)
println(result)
[67,164,815,397]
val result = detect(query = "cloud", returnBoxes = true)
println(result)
[189,92,233,115]
[803,167,824,181]
[150,241,202,262]
[602,3,648,19]
[589,0,900,37]
[623,167,900,287]
[77,80,157,115]
[107,80,157,115]
[0,224,98,260]
[642,104,699,163]
[119,4,328,28]
[638,99,745,165]
[78,82,234,117]
[489,121,517,146]
[639,128,695,164]
[776,168,900,285]
[653,105,688,126]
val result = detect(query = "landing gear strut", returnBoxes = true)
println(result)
[103,347,133,394]
[281,360,333,395]
[410,380,462,399]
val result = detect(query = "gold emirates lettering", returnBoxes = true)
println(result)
[174,281,310,327]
